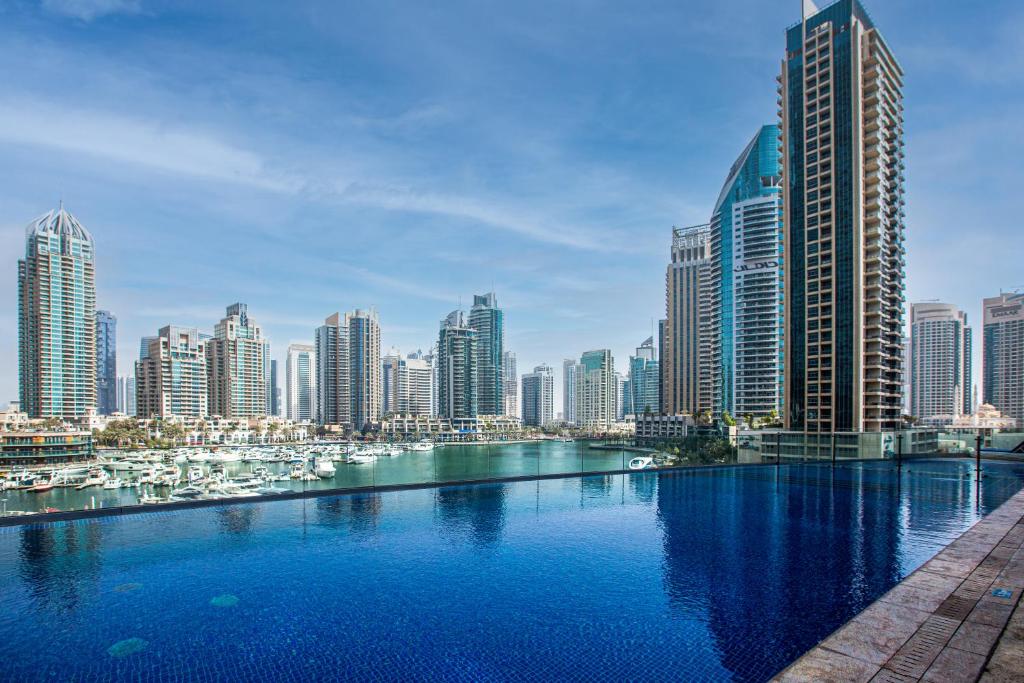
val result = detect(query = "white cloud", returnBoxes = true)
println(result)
[0,98,301,192]
[41,0,141,22]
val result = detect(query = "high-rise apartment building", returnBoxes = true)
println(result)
[136,326,209,418]
[96,310,117,415]
[206,303,266,418]
[314,310,381,430]
[382,352,401,415]
[664,224,713,416]
[316,314,348,427]
[707,125,784,421]
[347,309,382,430]
[125,376,136,416]
[18,207,97,418]
[468,292,503,416]
[397,355,433,416]
[983,292,1024,423]
[286,343,316,422]
[627,337,660,417]
[576,349,614,431]
[909,303,970,424]
[438,310,478,419]
[562,359,580,425]
[780,0,906,432]
[521,364,554,427]
[502,351,518,418]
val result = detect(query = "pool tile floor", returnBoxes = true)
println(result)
[774,487,1024,682]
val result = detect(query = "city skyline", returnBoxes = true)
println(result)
[0,1,1020,414]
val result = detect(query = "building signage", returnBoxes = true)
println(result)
[734,259,779,273]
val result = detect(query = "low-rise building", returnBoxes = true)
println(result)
[0,430,94,466]
[635,414,693,446]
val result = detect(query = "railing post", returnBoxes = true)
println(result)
[775,432,782,468]
[897,431,903,468]
[831,432,836,466]
[975,433,982,477]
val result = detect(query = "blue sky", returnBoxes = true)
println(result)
[1,0,1021,410]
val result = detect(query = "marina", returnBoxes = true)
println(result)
[0,440,643,516]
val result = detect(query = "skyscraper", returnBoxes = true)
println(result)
[271,359,282,416]
[521,364,554,427]
[664,224,713,416]
[909,303,970,424]
[628,337,660,417]
[315,313,348,427]
[781,0,906,432]
[125,376,136,417]
[136,326,209,418]
[983,292,1024,423]
[18,207,97,418]
[502,350,518,418]
[468,292,503,416]
[347,309,382,430]
[562,359,580,425]
[382,351,401,415]
[206,303,266,418]
[707,125,784,421]
[576,349,614,431]
[286,343,316,422]
[438,310,478,419]
[96,310,117,415]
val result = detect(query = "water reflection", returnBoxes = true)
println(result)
[654,463,1003,681]
[216,505,262,536]
[434,483,507,548]
[18,523,104,613]
[314,494,382,536]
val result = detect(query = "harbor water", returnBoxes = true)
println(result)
[1,440,638,515]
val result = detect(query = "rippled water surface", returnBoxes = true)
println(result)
[1,458,1022,682]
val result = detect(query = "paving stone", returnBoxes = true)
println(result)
[968,599,1015,629]
[947,621,1002,656]
[822,602,931,665]
[775,647,878,683]
[920,647,987,682]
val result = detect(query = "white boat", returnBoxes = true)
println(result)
[410,442,434,452]
[103,478,124,489]
[139,492,166,505]
[102,456,154,472]
[169,485,205,500]
[347,453,376,464]
[628,457,655,471]
[76,468,110,489]
[186,450,213,463]
[289,462,306,479]
[314,458,336,478]
[137,467,160,485]
[208,450,241,463]
[187,465,205,484]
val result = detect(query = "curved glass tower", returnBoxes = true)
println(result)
[708,124,784,420]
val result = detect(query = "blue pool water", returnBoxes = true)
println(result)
[1,458,1023,682]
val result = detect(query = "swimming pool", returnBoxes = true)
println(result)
[1,458,1022,682]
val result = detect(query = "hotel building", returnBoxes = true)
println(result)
[780,0,906,432]
[521,364,554,427]
[576,349,615,431]
[664,224,713,416]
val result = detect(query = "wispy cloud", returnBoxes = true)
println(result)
[41,0,140,22]
[0,98,300,192]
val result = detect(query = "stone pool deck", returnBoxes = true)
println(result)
[773,487,1024,682]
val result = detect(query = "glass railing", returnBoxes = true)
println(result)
[0,430,985,521]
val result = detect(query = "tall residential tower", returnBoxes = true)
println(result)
[468,293,504,416]
[96,310,118,415]
[780,0,906,432]
[18,207,97,418]
[983,293,1024,423]
[909,302,971,424]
